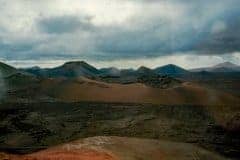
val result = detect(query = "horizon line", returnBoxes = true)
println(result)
[1,59,238,71]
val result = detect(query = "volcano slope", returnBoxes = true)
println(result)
[0,102,239,159]
[4,75,240,105]
[1,136,228,160]
[1,70,240,159]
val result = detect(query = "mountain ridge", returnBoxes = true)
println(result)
[190,62,240,72]
[1,61,239,79]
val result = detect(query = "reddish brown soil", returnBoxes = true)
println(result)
[39,77,240,105]
[0,149,117,160]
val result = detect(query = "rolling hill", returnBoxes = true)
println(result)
[45,78,240,105]
[1,61,240,159]
[0,61,237,105]
[0,62,19,77]
[4,75,238,105]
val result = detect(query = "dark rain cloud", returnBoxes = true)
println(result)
[194,13,240,54]
[38,15,94,34]
[96,4,240,57]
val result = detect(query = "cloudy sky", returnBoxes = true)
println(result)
[0,0,240,69]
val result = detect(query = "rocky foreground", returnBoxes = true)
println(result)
[0,136,227,160]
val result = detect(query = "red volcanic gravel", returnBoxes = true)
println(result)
[0,149,117,160]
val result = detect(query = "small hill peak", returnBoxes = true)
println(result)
[154,64,188,75]
[137,66,152,73]
[138,66,150,70]
[63,61,89,67]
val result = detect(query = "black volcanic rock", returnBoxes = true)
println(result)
[137,74,181,88]
[98,65,182,88]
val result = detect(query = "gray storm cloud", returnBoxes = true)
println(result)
[0,0,240,61]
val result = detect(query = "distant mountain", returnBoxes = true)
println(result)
[119,68,135,77]
[21,66,48,77]
[191,62,240,72]
[210,62,240,72]
[23,62,190,78]
[20,61,240,79]
[23,61,100,78]
[0,61,19,77]
[47,61,100,77]
[136,66,156,75]
[99,67,121,76]
[154,64,189,76]
[214,62,238,68]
